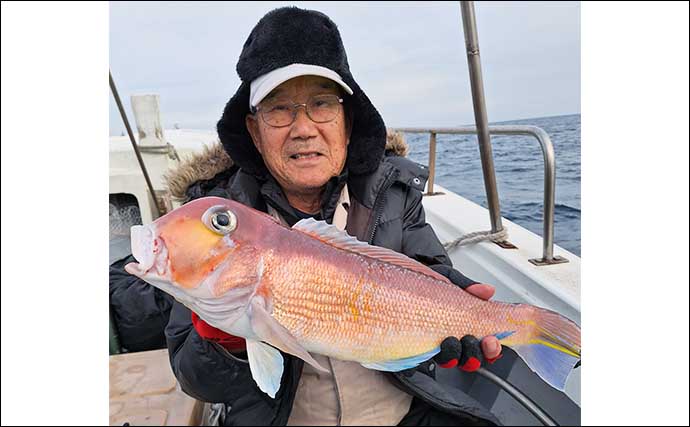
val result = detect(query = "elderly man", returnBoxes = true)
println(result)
[156,6,504,426]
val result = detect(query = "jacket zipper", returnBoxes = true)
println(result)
[367,170,399,244]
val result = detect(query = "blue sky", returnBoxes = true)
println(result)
[109,1,580,135]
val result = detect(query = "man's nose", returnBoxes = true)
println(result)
[289,106,317,139]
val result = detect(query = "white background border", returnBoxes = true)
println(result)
[2,2,688,425]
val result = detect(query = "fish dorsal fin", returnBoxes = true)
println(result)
[292,218,452,284]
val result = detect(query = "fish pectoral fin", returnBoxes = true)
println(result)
[250,299,328,373]
[361,347,440,372]
[246,339,284,398]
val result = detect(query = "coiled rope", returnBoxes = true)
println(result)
[443,227,508,250]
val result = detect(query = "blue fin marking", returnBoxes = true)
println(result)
[361,347,440,372]
[494,330,516,340]
[512,343,579,392]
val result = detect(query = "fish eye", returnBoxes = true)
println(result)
[209,210,237,234]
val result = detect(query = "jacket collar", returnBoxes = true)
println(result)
[347,154,429,209]
[226,169,348,227]
[165,131,410,203]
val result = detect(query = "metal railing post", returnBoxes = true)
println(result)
[427,132,437,195]
[460,1,503,234]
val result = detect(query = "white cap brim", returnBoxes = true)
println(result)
[249,63,354,108]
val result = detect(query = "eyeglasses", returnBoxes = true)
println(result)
[254,94,344,128]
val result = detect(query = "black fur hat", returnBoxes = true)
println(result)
[216,6,387,178]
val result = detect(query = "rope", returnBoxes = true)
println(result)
[443,227,508,250]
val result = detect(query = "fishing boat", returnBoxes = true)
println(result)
[109,2,580,425]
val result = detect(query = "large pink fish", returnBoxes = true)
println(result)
[125,196,580,397]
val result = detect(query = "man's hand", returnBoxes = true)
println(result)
[428,264,503,371]
[464,283,502,363]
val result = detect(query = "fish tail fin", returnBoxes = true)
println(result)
[506,306,581,392]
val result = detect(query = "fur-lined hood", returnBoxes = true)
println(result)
[165,129,409,202]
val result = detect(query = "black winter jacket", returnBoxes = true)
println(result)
[164,152,500,426]
[110,255,173,352]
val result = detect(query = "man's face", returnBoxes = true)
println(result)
[246,75,350,195]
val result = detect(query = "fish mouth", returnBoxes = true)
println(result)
[125,224,168,277]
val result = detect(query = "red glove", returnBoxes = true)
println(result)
[191,311,246,352]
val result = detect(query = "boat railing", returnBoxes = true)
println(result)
[392,125,568,266]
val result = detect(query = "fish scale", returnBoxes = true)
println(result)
[266,248,513,362]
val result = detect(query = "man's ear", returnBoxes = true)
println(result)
[345,108,354,146]
[245,114,263,154]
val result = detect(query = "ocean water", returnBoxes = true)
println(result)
[404,114,581,256]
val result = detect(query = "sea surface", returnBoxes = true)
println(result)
[404,114,581,256]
